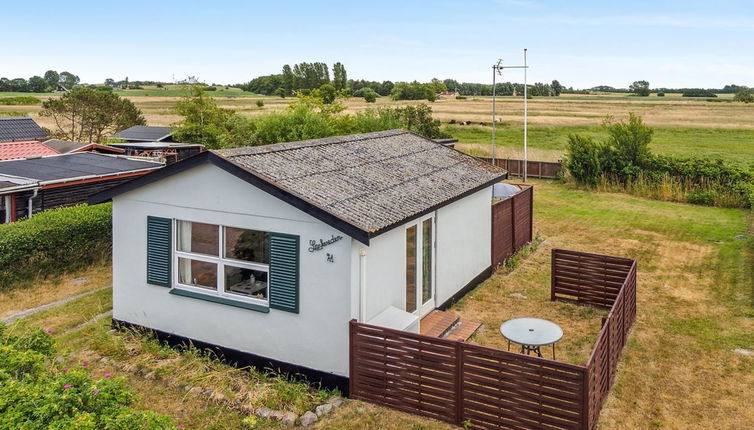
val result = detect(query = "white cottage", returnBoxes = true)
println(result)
[91,129,508,391]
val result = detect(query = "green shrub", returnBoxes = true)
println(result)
[564,134,603,186]
[0,110,28,117]
[256,99,264,108]
[656,92,665,97]
[362,89,378,103]
[206,86,217,91]
[682,89,717,98]
[687,191,714,205]
[455,95,467,100]
[0,204,112,290]
[0,324,174,429]
[0,96,41,105]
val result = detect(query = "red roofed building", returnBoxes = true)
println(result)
[0,141,59,161]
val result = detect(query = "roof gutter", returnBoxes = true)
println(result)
[39,166,162,189]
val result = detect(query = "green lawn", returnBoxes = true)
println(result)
[447,124,754,165]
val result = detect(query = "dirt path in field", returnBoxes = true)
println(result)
[2,285,110,324]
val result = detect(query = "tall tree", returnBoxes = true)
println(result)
[27,76,47,92]
[551,80,563,96]
[629,80,650,96]
[332,62,347,91]
[43,70,59,90]
[58,71,80,89]
[40,87,145,142]
[282,64,294,95]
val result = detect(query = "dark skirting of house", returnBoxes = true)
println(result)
[112,319,350,395]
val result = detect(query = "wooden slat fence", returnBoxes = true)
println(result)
[478,158,563,179]
[491,185,533,268]
[350,249,637,430]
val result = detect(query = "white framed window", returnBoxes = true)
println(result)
[174,220,270,306]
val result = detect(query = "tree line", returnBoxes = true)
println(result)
[0,70,80,92]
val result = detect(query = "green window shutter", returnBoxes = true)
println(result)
[146,216,172,287]
[269,233,299,313]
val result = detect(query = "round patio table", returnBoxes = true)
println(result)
[500,318,563,359]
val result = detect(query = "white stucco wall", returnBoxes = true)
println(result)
[354,186,493,321]
[435,187,492,305]
[112,163,353,376]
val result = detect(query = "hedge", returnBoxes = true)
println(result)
[0,203,112,290]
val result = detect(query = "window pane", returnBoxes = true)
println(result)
[177,221,218,256]
[225,265,268,300]
[405,225,417,313]
[422,219,433,304]
[178,258,217,290]
[224,227,269,264]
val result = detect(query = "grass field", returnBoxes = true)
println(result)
[7,180,752,429]
[2,89,752,165]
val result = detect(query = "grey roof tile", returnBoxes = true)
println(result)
[111,125,173,142]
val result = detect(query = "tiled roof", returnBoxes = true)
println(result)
[0,141,59,161]
[0,117,48,142]
[111,125,173,142]
[217,130,506,233]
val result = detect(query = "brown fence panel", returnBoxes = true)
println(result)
[491,185,533,268]
[461,344,585,429]
[478,158,562,179]
[551,249,635,309]
[491,197,514,267]
[512,187,533,249]
[349,321,459,424]
[583,258,637,429]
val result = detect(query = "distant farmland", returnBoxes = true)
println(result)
[2,88,753,164]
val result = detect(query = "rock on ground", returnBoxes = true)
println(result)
[281,412,297,426]
[300,411,318,427]
[315,403,333,417]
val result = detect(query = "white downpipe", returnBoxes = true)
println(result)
[359,248,367,322]
[27,188,39,218]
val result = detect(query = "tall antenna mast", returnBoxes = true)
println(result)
[523,48,528,182]
[490,56,528,169]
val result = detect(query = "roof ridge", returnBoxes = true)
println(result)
[217,129,407,157]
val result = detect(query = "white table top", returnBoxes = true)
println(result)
[500,317,563,347]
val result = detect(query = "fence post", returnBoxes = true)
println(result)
[455,340,464,425]
[550,249,556,302]
[528,186,533,242]
[349,319,355,398]
[510,192,517,252]
[582,365,591,430]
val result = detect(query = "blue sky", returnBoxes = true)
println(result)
[2,0,753,88]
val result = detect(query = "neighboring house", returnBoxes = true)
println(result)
[0,141,59,161]
[108,142,204,165]
[89,130,508,390]
[0,153,161,223]
[42,139,126,155]
[0,117,48,142]
[112,125,174,142]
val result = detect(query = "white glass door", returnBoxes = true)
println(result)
[405,216,435,317]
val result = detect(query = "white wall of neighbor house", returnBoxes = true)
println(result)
[353,186,493,321]
[434,186,492,305]
[112,163,354,376]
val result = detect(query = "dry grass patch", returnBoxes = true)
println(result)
[0,263,111,320]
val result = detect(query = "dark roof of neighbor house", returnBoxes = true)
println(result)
[42,139,125,154]
[108,142,204,149]
[0,152,162,183]
[111,125,173,142]
[91,130,507,244]
[0,141,59,160]
[0,117,48,142]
